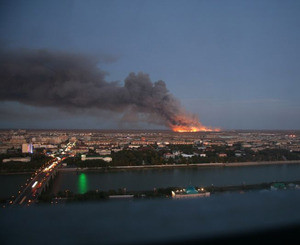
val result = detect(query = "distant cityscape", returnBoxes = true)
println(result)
[1,128,300,206]
[1,129,300,168]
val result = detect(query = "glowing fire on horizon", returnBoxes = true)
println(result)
[171,125,219,132]
[169,114,220,133]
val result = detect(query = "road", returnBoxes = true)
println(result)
[12,158,59,205]
[11,141,75,206]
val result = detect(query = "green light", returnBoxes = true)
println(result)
[78,173,88,194]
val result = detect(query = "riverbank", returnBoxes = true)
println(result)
[2,160,300,175]
[59,160,300,172]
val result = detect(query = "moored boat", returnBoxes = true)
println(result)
[171,186,210,199]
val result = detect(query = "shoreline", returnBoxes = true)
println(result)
[2,160,300,175]
[59,160,300,172]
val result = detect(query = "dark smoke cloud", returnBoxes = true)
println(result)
[0,49,195,128]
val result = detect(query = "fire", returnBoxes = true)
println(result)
[171,125,219,133]
[169,114,220,133]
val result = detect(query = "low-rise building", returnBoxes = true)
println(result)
[163,153,176,159]
[3,157,31,163]
[81,154,112,162]
[181,154,194,158]
[96,149,111,155]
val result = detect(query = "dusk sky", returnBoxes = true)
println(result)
[1,0,300,130]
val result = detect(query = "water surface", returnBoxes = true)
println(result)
[54,163,300,193]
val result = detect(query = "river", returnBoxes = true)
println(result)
[53,163,300,194]
[2,163,300,199]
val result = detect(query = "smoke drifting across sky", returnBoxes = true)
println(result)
[0,49,202,129]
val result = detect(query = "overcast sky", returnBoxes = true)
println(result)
[1,0,300,130]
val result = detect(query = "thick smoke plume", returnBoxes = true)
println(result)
[0,49,207,130]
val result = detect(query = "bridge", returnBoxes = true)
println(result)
[10,141,75,206]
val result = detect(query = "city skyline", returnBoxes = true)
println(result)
[1,0,300,130]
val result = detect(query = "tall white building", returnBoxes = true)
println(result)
[22,143,33,153]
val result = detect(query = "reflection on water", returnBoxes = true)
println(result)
[78,173,88,194]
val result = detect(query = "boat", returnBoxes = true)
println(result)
[171,186,210,199]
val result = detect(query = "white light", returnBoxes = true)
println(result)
[32,181,38,188]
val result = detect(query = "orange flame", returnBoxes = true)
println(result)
[169,114,220,132]
[171,125,218,132]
